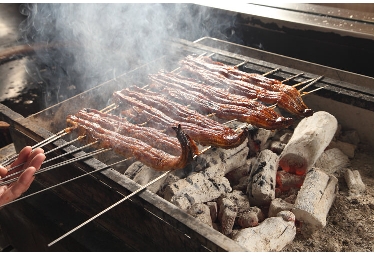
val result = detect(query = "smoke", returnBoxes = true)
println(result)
[18,3,238,109]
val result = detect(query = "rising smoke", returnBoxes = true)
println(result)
[18,3,239,109]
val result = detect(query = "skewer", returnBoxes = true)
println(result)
[1,140,98,182]
[299,76,323,92]
[0,148,111,187]
[282,72,304,84]
[1,157,132,208]
[0,130,68,167]
[302,85,328,96]
[48,169,171,247]
[262,68,280,77]
[3,136,86,174]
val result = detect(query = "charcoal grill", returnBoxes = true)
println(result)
[0,36,373,251]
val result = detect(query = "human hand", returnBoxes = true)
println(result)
[0,146,45,206]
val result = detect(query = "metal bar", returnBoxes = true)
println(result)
[48,169,171,247]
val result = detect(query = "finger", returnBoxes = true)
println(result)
[0,166,7,177]
[28,153,46,171]
[0,185,7,196]
[0,167,36,206]
[9,146,32,170]
[23,148,45,169]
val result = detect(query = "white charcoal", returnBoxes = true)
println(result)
[237,206,265,228]
[279,111,338,175]
[315,148,350,174]
[339,129,360,145]
[328,140,356,158]
[292,168,338,235]
[232,211,296,252]
[268,198,294,218]
[187,203,213,227]
[206,202,218,222]
[126,162,167,193]
[217,197,237,235]
[163,172,232,210]
[225,158,253,187]
[247,149,278,206]
[344,168,366,196]
[269,140,286,155]
[279,132,292,144]
[248,128,275,156]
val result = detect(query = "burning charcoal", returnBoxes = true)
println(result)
[163,172,232,210]
[268,198,294,218]
[206,201,218,222]
[248,128,275,156]
[315,148,350,174]
[247,149,278,206]
[237,206,265,228]
[187,203,213,227]
[276,170,305,192]
[328,140,356,158]
[279,111,338,175]
[232,211,296,252]
[269,140,286,155]
[344,168,366,196]
[217,197,237,236]
[292,167,338,236]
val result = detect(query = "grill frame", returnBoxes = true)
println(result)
[0,37,373,251]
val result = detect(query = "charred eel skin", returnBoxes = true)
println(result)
[147,75,293,130]
[75,108,188,156]
[113,90,248,149]
[149,71,291,127]
[179,55,313,117]
[66,114,195,171]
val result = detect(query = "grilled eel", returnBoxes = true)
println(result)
[113,90,249,149]
[179,56,313,117]
[150,71,288,122]
[147,76,293,130]
[74,108,199,156]
[122,86,241,132]
[190,55,312,117]
[66,114,195,171]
